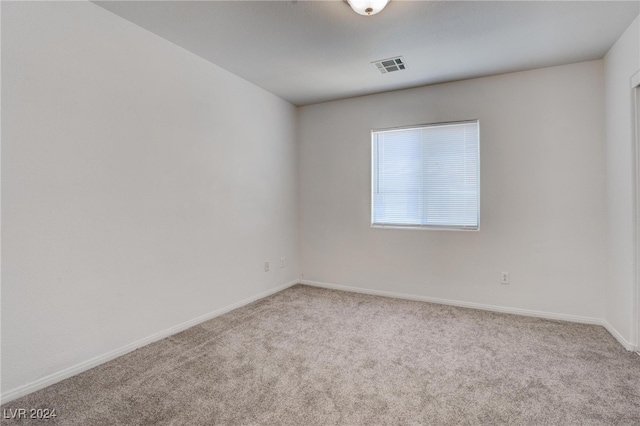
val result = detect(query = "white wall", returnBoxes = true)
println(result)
[2,0,636,404]
[299,61,607,320]
[604,16,640,348]
[1,1,298,397]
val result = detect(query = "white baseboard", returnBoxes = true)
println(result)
[4,279,634,404]
[601,321,637,351]
[1,280,298,405]
[301,279,636,350]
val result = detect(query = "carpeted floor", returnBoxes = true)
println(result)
[2,284,640,425]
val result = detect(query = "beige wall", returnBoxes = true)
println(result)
[299,61,607,321]
[3,0,638,405]
[2,1,298,396]
[604,16,640,348]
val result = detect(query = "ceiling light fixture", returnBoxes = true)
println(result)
[347,0,390,16]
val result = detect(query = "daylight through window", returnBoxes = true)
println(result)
[371,120,480,230]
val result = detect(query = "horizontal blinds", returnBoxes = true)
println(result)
[372,121,479,229]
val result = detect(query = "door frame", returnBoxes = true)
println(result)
[632,70,640,351]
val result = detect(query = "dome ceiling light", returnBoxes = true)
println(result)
[346,0,390,16]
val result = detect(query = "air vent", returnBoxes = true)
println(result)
[372,56,406,74]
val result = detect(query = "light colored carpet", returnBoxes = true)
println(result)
[2,284,639,425]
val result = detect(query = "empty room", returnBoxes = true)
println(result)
[2,0,640,424]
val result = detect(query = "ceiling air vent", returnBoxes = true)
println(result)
[372,56,406,74]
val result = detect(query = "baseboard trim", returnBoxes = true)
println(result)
[5,279,634,404]
[601,320,637,351]
[1,280,298,404]
[301,279,635,349]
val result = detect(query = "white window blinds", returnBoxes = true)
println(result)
[371,120,479,230]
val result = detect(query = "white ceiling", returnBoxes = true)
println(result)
[94,0,639,106]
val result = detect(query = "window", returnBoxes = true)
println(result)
[371,120,480,230]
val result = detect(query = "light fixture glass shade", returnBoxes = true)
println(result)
[347,0,390,16]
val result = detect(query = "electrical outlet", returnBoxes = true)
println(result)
[280,257,286,268]
[501,272,509,285]
[264,261,270,272]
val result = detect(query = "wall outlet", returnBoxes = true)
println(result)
[264,261,270,272]
[280,257,286,268]
[501,272,510,284]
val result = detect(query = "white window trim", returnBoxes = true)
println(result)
[370,120,481,231]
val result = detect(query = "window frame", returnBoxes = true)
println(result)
[370,119,481,231]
